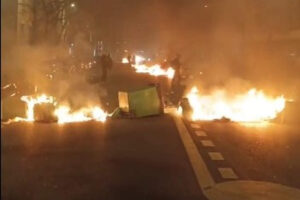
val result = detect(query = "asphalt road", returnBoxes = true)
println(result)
[186,121,300,188]
[1,63,204,200]
[2,62,300,199]
[1,117,206,200]
[183,119,300,191]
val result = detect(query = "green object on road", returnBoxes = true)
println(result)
[118,85,163,118]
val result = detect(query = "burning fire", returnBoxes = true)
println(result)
[122,55,175,79]
[54,106,107,124]
[186,87,286,122]
[134,64,175,79]
[20,94,56,121]
[8,94,107,124]
[122,57,129,64]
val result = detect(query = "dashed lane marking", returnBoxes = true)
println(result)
[218,168,238,179]
[169,109,300,200]
[195,130,207,137]
[201,140,215,147]
[172,114,215,190]
[208,152,224,161]
[191,123,201,129]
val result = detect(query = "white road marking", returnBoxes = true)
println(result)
[218,168,238,179]
[168,109,300,200]
[195,130,207,137]
[208,152,224,161]
[172,114,215,190]
[201,140,215,147]
[191,123,201,129]
[205,181,300,200]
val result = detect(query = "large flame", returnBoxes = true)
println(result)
[20,94,56,121]
[134,64,175,79]
[186,87,286,122]
[54,105,107,124]
[122,55,175,79]
[8,94,107,124]
[122,57,129,64]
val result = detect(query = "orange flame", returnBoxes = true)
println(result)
[54,106,107,124]
[20,94,56,121]
[8,94,107,124]
[122,55,175,79]
[186,87,286,122]
[122,57,129,64]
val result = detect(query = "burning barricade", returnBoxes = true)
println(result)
[179,86,286,123]
[4,94,108,124]
[122,54,175,79]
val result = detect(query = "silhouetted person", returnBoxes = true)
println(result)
[100,54,113,81]
[160,59,168,70]
[91,54,102,83]
[171,54,182,88]
[169,54,183,104]
[100,54,107,81]
[106,54,113,71]
[132,54,136,65]
[127,54,132,65]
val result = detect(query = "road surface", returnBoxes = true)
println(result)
[1,117,206,200]
[2,63,300,199]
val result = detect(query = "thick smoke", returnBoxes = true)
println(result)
[84,0,300,98]
[80,0,300,98]
[2,0,300,103]
[2,34,103,112]
[147,0,300,98]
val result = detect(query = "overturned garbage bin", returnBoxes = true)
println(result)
[118,85,164,118]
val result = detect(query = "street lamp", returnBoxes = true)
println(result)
[70,2,76,8]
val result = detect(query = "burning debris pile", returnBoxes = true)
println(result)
[54,106,107,124]
[122,55,175,79]
[180,87,286,122]
[7,94,108,124]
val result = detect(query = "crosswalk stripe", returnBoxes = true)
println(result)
[195,130,207,137]
[172,114,215,190]
[208,152,224,160]
[191,123,201,129]
[218,168,238,179]
[201,140,215,147]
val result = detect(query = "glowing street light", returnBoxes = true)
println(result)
[70,2,76,8]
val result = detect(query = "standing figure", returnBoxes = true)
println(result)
[92,53,102,83]
[100,54,113,82]
[171,54,182,88]
[170,54,183,104]
[106,53,113,71]
[100,54,107,81]
[127,54,132,65]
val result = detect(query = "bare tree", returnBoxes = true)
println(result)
[29,0,78,45]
